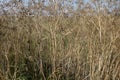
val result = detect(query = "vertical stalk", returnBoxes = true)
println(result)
[89,38,93,80]
[98,16,102,43]
[50,25,57,73]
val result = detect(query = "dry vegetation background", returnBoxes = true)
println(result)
[0,0,120,80]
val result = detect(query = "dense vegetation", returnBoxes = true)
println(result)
[0,0,120,80]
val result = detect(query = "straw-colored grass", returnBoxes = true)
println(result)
[0,14,119,80]
[0,0,120,79]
